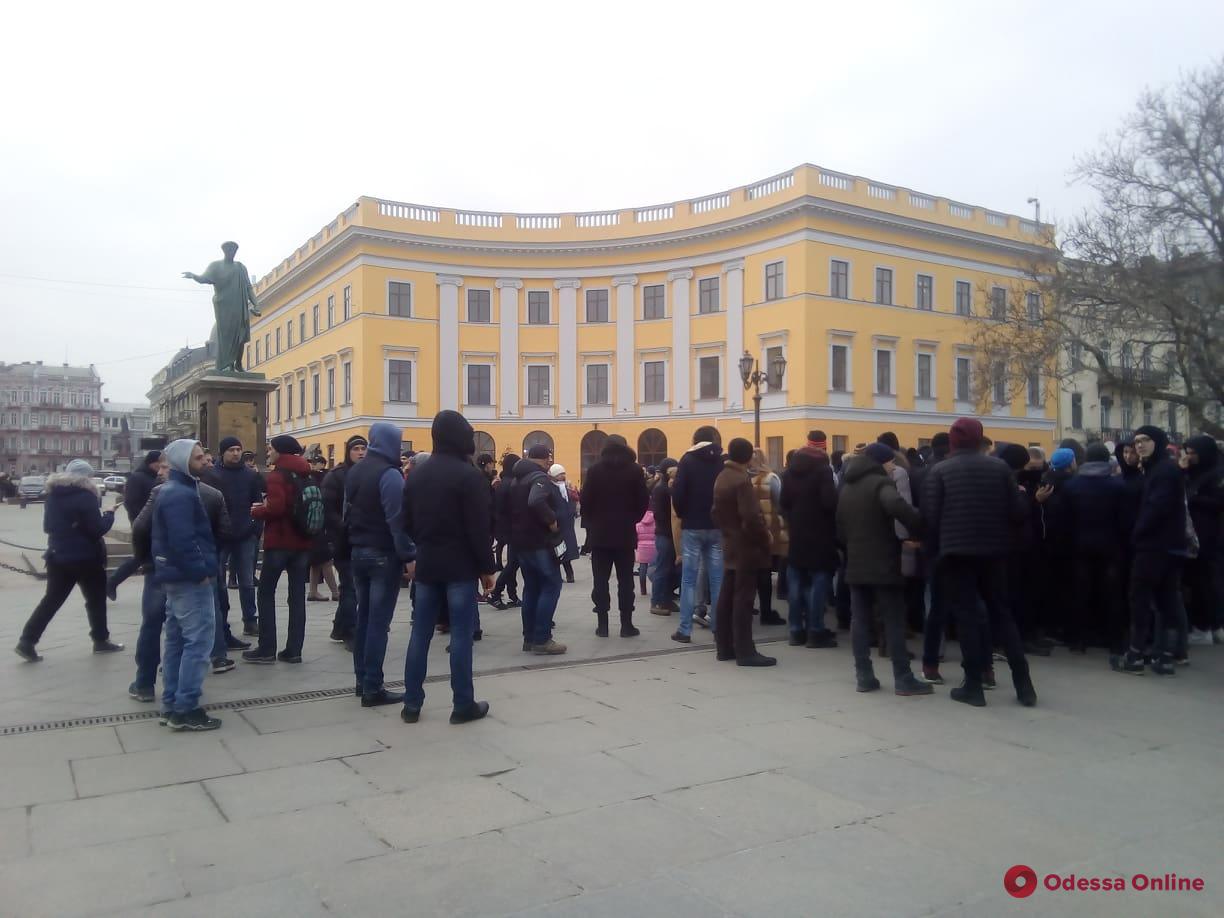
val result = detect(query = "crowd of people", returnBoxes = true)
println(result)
[11,408,1222,730]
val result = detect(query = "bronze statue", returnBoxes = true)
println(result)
[184,241,262,374]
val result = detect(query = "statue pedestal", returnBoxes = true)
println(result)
[188,374,279,464]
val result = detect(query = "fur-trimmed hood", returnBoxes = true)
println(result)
[46,471,99,496]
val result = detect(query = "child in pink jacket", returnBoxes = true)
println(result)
[635,509,657,596]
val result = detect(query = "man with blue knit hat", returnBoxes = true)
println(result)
[151,439,221,731]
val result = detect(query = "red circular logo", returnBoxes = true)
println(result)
[1004,865,1038,898]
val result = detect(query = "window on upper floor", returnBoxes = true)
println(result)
[527,290,549,324]
[389,282,412,317]
[764,262,784,301]
[916,274,933,311]
[1026,291,1042,322]
[1071,393,1083,429]
[343,285,352,319]
[917,353,933,398]
[698,277,720,314]
[387,359,413,403]
[643,284,665,320]
[585,289,609,323]
[875,349,894,395]
[875,268,893,305]
[299,313,306,342]
[991,286,1007,319]
[527,366,551,406]
[467,365,491,406]
[467,289,491,323]
[830,345,849,391]
[699,355,720,399]
[586,364,609,405]
[956,357,972,402]
[830,260,849,299]
[1026,370,1041,406]
[644,361,666,403]
[327,295,335,327]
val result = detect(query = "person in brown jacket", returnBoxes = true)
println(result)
[711,438,776,667]
[835,442,930,696]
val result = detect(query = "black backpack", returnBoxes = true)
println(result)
[283,470,326,538]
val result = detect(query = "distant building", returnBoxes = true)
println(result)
[101,400,152,471]
[147,337,215,443]
[0,361,104,475]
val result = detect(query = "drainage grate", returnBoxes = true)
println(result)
[0,640,755,736]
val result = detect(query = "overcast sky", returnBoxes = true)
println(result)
[1,0,1220,402]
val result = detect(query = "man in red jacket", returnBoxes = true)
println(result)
[244,435,314,664]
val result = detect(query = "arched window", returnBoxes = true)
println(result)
[637,428,668,468]
[580,430,608,477]
[473,431,495,458]
[522,430,554,458]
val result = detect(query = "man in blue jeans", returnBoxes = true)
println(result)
[670,427,725,643]
[151,439,221,731]
[345,422,417,707]
[401,410,497,724]
[509,445,568,655]
[203,435,263,653]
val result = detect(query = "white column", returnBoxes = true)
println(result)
[669,269,693,412]
[437,274,462,411]
[497,278,522,417]
[556,279,580,418]
[612,275,637,415]
[722,259,745,410]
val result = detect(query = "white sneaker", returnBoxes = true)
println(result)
[1213,627,1224,645]
[1188,629,1213,646]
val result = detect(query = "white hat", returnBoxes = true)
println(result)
[549,463,565,478]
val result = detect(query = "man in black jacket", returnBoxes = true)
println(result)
[401,411,496,725]
[921,418,1035,708]
[203,436,264,654]
[510,445,568,655]
[1183,435,1224,645]
[780,448,839,648]
[321,434,367,646]
[580,435,650,638]
[105,450,164,600]
[649,457,679,615]
[1061,442,1125,654]
[672,427,725,642]
[488,454,522,609]
[1114,425,1188,675]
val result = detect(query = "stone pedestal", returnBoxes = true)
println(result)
[188,374,279,464]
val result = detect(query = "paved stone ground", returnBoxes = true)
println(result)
[2,501,1223,916]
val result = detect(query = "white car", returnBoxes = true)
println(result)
[92,476,108,495]
[103,475,126,494]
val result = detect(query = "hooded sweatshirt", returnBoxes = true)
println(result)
[151,439,218,584]
[344,422,416,562]
[672,441,723,530]
[1184,434,1224,552]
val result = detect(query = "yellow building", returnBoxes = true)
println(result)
[248,164,1056,477]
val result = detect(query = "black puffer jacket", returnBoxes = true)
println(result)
[921,449,1027,560]
[779,449,839,572]
[123,463,159,523]
[402,411,495,582]
[579,440,649,551]
[672,442,723,530]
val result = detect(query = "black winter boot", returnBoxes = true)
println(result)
[595,611,609,637]
[855,665,880,692]
[619,612,639,637]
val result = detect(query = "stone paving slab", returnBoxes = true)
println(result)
[29,782,223,853]
[70,736,244,797]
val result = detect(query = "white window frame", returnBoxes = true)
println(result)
[462,359,496,415]
[465,287,494,324]
[382,348,418,418]
[874,266,894,306]
[641,283,667,321]
[583,362,611,406]
[827,333,855,409]
[954,279,973,316]
[697,276,720,314]
[954,354,973,407]
[343,285,353,320]
[525,289,551,325]
[763,259,786,301]
[990,285,1008,320]
[829,258,851,300]
[386,278,414,318]
[915,273,935,311]
[524,362,553,413]
[640,356,669,405]
[696,352,722,401]
[915,349,937,401]
[873,345,896,395]
[583,287,611,324]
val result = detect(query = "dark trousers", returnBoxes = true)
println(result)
[922,573,946,669]
[936,555,1029,689]
[332,557,356,636]
[850,584,910,680]
[756,567,774,617]
[405,580,476,711]
[904,576,926,633]
[22,558,109,644]
[1184,553,1223,632]
[715,566,760,659]
[650,536,678,606]
[519,547,562,644]
[1072,553,1122,651]
[106,555,142,597]
[133,575,167,689]
[590,547,635,615]
[835,561,852,629]
[493,547,520,601]
[256,549,309,656]
[351,547,403,694]
[1129,551,1183,658]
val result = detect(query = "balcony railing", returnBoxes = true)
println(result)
[1108,366,1172,388]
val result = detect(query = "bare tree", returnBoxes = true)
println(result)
[973,60,1224,439]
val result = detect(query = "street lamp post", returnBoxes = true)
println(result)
[739,349,787,447]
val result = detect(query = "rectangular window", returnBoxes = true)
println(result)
[992,362,1007,406]
[61,414,69,428]
[389,281,412,317]
[830,260,849,299]
[1071,393,1083,429]
[264,333,270,359]
[286,384,293,419]
[699,356,720,399]
[1121,398,1133,430]
[327,295,335,327]
[527,290,550,324]
[955,357,971,403]
[467,365,491,406]
[343,285,352,320]
[527,366,550,406]
[991,286,1007,319]
[286,320,293,348]
[1070,341,1083,370]
[586,364,609,405]
[955,281,972,316]
[766,436,784,472]
[1168,403,1178,434]
[1100,396,1113,429]
[698,277,720,313]
[917,353,933,398]
[467,289,491,323]
[1143,400,1153,426]
[299,313,306,342]
[343,362,352,404]
[1026,371,1041,406]
[585,289,609,323]
[916,274,933,310]
[644,360,666,403]
[312,303,320,335]
[765,345,784,389]
[327,367,335,408]
[830,345,848,391]
[1026,291,1042,322]
[255,339,261,364]
[298,379,305,417]
[832,435,848,454]
[642,284,665,320]
[765,261,784,301]
[311,374,320,413]
[875,267,893,305]
[387,360,413,403]
[875,349,893,394]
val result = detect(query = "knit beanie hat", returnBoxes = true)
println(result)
[998,443,1031,471]
[806,430,828,451]
[1134,425,1169,454]
[864,442,895,465]
[269,434,302,455]
[1049,448,1076,471]
[218,436,242,454]
[527,444,552,460]
[949,418,983,451]
[1085,443,1112,463]
[728,438,754,464]
[66,458,94,477]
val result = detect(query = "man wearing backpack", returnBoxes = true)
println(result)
[244,435,315,664]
